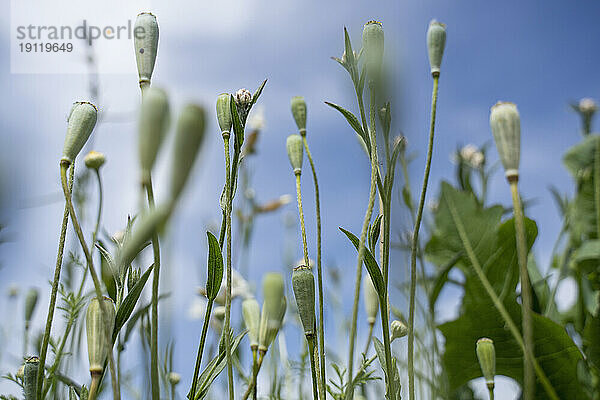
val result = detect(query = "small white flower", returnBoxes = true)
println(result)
[579,98,597,114]
[234,89,252,107]
[458,144,484,168]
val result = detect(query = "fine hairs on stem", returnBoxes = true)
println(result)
[223,132,235,400]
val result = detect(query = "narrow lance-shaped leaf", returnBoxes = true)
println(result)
[339,227,385,299]
[324,101,369,150]
[368,215,383,253]
[230,94,245,152]
[205,231,224,301]
[113,264,154,342]
[250,79,267,108]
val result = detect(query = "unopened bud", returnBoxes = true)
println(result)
[23,356,39,400]
[391,320,408,341]
[490,102,520,181]
[362,20,385,81]
[216,93,233,138]
[24,288,39,328]
[363,277,379,325]
[292,265,316,336]
[86,297,116,375]
[426,20,446,77]
[234,88,252,124]
[259,273,286,352]
[167,371,181,386]
[242,297,261,349]
[84,151,106,170]
[476,338,496,390]
[286,134,303,175]
[139,87,170,182]
[134,12,159,91]
[62,102,98,165]
[291,96,307,134]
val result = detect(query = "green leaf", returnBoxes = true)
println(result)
[583,312,600,370]
[113,264,153,342]
[339,227,385,299]
[250,79,267,108]
[324,101,368,150]
[229,94,244,152]
[343,27,355,71]
[368,215,383,254]
[205,231,224,301]
[372,338,400,400]
[99,243,117,303]
[563,134,599,177]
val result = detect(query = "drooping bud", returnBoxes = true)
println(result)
[23,356,39,400]
[168,372,181,386]
[134,12,159,91]
[363,277,379,325]
[426,20,447,77]
[216,93,232,137]
[291,96,307,135]
[242,297,261,349]
[259,273,287,352]
[362,20,385,81]
[139,87,170,183]
[391,320,408,341]
[170,104,206,201]
[84,151,106,170]
[86,296,116,375]
[286,134,303,175]
[490,102,521,181]
[24,288,39,329]
[476,338,496,390]
[292,265,316,336]
[62,102,98,165]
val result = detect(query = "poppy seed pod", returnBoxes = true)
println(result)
[363,276,379,325]
[86,296,116,374]
[134,12,159,90]
[216,93,232,137]
[23,356,39,400]
[490,102,521,181]
[426,20,446,77]
[391,320,408,341]
[292,265,316,336]
[170,104,206,201]
[476,338,496,389]
[84,151,106,170]
[24,288,39,328]
[291,96,307,134]
[242,297,261,349]
[362,20,385,81]
[286,134,303,175]
[139,87,170,183]
[258,296,286,353]
[61,102,98,165]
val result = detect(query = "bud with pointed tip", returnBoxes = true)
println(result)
[292,265,316,336]
[476,338,496,390]
[24,288,39,328]
[62,102,98,165]
[286,134,303,175]
[84,151,106,170]
[170,104,206,201]
[363,277,379,325]
[23,356,39,400]
[86,296,116,375]
[216,93,233,137]
[258,296,286,353]
[490,102,521,181]
[391,320,408,341]
[291,96,307,135]
[362,20,385,81]
[242,297,261,349]
[139,87,170,183]
[426,20,446,77]
[134,12,159,91]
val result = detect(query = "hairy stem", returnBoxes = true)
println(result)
[408,75,439,400]
[295,173,309,266]
[307,336,320,400]
[37,164,73,399]
[241,351,265,400]
[189,299,214,398]
[223,136,234,400]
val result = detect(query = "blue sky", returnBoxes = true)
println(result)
[1,0,599,398]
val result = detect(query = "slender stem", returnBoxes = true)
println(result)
[59,162,120,400]
[189,299,214,398]
[488,386,494,400]
[346,83,379,399]
[445,192,559,400]
[223,136,234,400]
[88,374,101,400]
[408,75,439,400]
[509,180,534,400]
[301,135,326,392]
[144,176,161,400]
[307,336,319,400]
[251,348,258,400]
[295,173,309,266]
[93,168,103,249]
[37,164,74,399]
[363,322,374,355]
[242,351,265,400]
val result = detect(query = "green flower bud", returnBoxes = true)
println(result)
[134,12,159,90]
[24,288,39,328]
[170,104,206,201]
[363,277,379,325]
[391,320,408,341]
[86,296,116,375]
[292,265,316,336]
[128,267,141,292]
[426,20,447,77]
[84,151,106,170]
[263,273,285,317]
[62,102,98,165]
[490,102,521,181]
[168,372,181,386]
[242,297,261,349]
[362,20,384,81]
[139,87,170,183]
[23,356,39,400]
[258,296,286,353]
[216,93,232,137]
[476,338,496,390]
[290,96,307,134]
[286,134,303,175]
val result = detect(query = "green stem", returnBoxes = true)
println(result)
[445,191,559,400]
[88,374,100,400]
[301,135,326,392]
[189,299,214,398]
[37,164,73,399]
[295,173,309,266]
[510,180,534,400]
[144,176,161,400]
[223,136,234,400]
[241,351,264,400]
[307,336,319,400]
[488,386,494,400]
[59,162,121,400]
[363,322,374,355]
[595,136,600,240]
[346,83,379,399]
[408,75,439,400]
